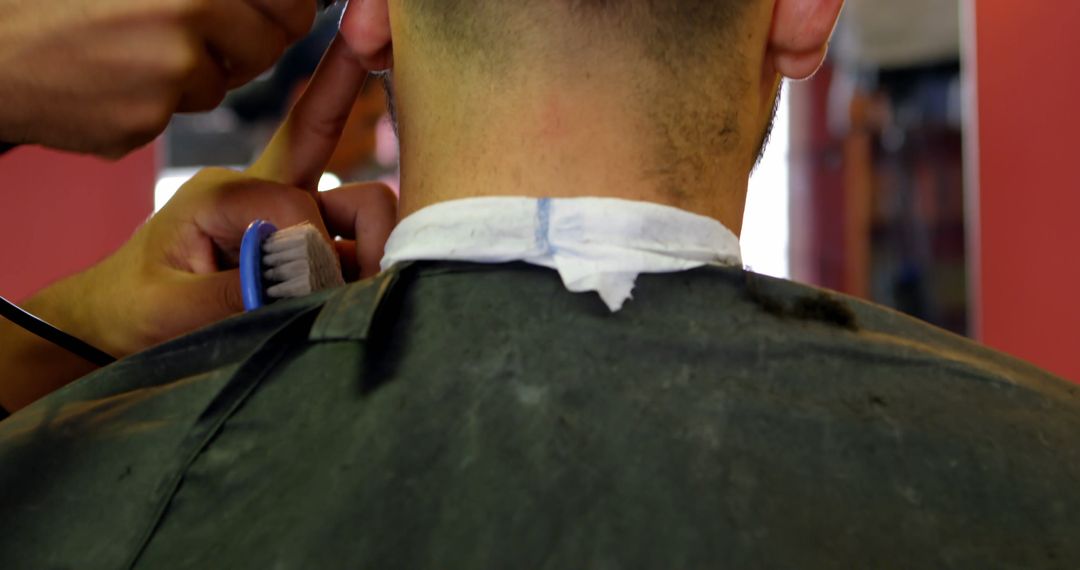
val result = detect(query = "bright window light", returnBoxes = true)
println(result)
[154,168,344,212]
[317,172,342,192]
[154,167,203,212]
[741,90,791,279]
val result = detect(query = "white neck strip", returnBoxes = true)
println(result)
[381,197,742,311]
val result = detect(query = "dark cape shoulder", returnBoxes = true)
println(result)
[1,262,1077,569]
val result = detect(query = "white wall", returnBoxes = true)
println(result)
[741,90,791,278]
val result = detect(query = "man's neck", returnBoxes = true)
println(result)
[392,67,754,234]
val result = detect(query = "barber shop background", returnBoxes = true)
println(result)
[2,0,1078,381]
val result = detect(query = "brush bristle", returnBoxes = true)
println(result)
[262,223,344,299]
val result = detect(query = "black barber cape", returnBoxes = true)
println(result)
[1,262,1078,569]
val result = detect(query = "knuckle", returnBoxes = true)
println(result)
[124,101,174,142]
[186,167,239,194]
[269,195,324,232]
[165,43,201,82]
[342,181,399,207]
[369,182,398,203]
[173,58,200,84]
[148,34,201,87]
[295,108,349,143]
[276,187,321,219]
[114,115,168,152]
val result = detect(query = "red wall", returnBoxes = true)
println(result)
[0,146,156,302]
[971,1,1080,381]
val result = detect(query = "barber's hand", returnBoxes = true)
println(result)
[82,170,394,356]
[0,35,393,412]
[91,37,394,356]
[0,0,321,157]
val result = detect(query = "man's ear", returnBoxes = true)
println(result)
[339,0,394,71]
[768,0,845,80]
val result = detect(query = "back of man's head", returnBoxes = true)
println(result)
[339,0,844,223]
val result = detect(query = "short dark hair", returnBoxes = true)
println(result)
[403,0,757,70]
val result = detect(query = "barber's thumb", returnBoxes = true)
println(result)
[133,270,244,351]
[189,269,246,319]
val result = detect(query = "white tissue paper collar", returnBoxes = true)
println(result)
[380,197,743,312]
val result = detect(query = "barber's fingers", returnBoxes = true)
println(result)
[248,36,371,190]
[175,169,331,264]
[317,182,398,277]
[184,268,247,319]
[174,35,230,112]
[334,241,361,282]
[339,0,393,70]
[318,182,397,239]
[196,0,292,89]
[147,269,247,343]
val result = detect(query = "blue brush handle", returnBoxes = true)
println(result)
[240,220,278,312]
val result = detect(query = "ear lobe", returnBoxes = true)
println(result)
[774,45,831,81]
[339,0,394,71]
[768,0,844,80]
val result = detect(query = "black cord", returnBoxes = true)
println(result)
[0,295,116,367]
